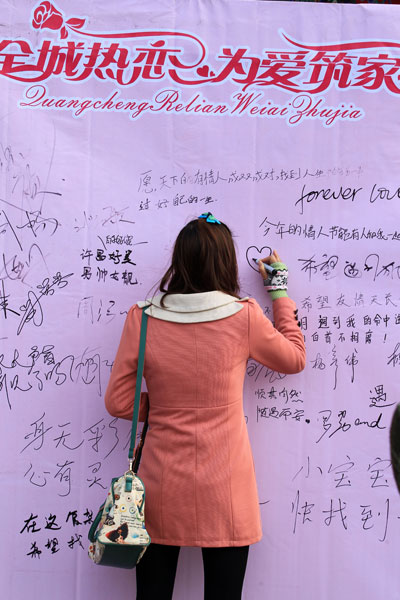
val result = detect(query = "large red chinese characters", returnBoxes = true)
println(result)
[0,1,397,94]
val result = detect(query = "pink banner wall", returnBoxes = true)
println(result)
[1,1,400,598]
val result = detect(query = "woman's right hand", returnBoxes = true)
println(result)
[258,251,289,299]
[257,250,282,281]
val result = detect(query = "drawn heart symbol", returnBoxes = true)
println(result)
[196,65,215,78]
[246,245,272,272]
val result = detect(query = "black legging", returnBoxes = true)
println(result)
[136,543,249,600]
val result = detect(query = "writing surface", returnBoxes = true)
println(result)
[1,1,400,598]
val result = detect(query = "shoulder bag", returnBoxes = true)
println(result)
[88,308,151,568]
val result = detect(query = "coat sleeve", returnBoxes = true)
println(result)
[248,297,306,374]
[104,304,149,421]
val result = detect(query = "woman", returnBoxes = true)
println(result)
[105,213,306,600]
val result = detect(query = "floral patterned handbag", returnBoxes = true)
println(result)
[88,309,151,568]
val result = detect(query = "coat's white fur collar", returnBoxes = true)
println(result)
[137,292,248,323]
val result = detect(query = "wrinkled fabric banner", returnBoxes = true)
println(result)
[1,1,399,598]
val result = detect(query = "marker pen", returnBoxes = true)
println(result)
[252,258,277,276]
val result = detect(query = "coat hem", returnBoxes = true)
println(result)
[147,534,262,547]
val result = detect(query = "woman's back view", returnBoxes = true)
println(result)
[105,213,306,599]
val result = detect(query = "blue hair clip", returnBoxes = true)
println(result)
[198,212,221,224]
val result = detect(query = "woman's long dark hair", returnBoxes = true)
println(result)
[159,216,240,305]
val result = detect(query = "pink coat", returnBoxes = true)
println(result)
[105,293,306,547]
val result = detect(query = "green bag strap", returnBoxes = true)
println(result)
[88,502,105,542]
[128,308,149,471]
